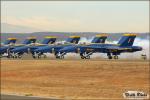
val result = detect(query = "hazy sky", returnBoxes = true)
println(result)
[1,1,149,32]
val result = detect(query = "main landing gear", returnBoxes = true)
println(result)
[113,55,118,59]
[80,55,90,59]
[107,53,119,59]
[55,52,65,59]
[55,55,64,59]
[32,52,47,59]
[8,52,23,59]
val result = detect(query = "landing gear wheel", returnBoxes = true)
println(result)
[81,56,85,59]
[55,55,60,59]
[12,55,17,59]
[12,56,14,59]
[0,54,2,58]
[32,55,36,59]
[114,55,118,59]
[7,55,10,58]
[60,55,64,59]
[56,56,59,59]
[18,55,22,59]
[43,55,47,58]
[15,56,18,59]
[86,55,90,59]
[38,55,41,59]
[108,56,112,59]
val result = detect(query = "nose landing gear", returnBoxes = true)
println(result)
[80,52,92,59]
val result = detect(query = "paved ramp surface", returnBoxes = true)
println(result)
[1,94,59,100]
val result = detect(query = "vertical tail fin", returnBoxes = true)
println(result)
[41,36,57,44]
[91,34,108,43]
[66,36,80,44]
[4,38,17,45]
[22,37,36,44]
[118,34,136,46]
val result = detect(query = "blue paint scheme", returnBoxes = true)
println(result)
[58,34,142,59]
[118,35,136,46]
[10,37,57,57]
[0,46,10,54]
[91,36,107,43]
[41,38,56,44]
[33,44,74,54]
[0,38,17,56]
[32,36,81,54]
[0,38,37,57]
[66,37,80,44]
[31,36,81,58]
[8,38,37,52]
[0,34,143,59]
[33,35,107,58]
[29,37,57,53]
[21,38,36,44]
[10,46,29,54]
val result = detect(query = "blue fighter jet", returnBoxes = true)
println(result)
[57,34,108,59]
[0,38,17,58]
[58,34,142,59]
[30,36,57,52]
[9,36,57,58]
[0,37,36,58]
[32,36,81,59]
[33,34,108,59]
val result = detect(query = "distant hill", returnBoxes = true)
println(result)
[1,23,44,33]
[1,32,149,43]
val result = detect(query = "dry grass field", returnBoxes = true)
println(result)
[1,59,149,99]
